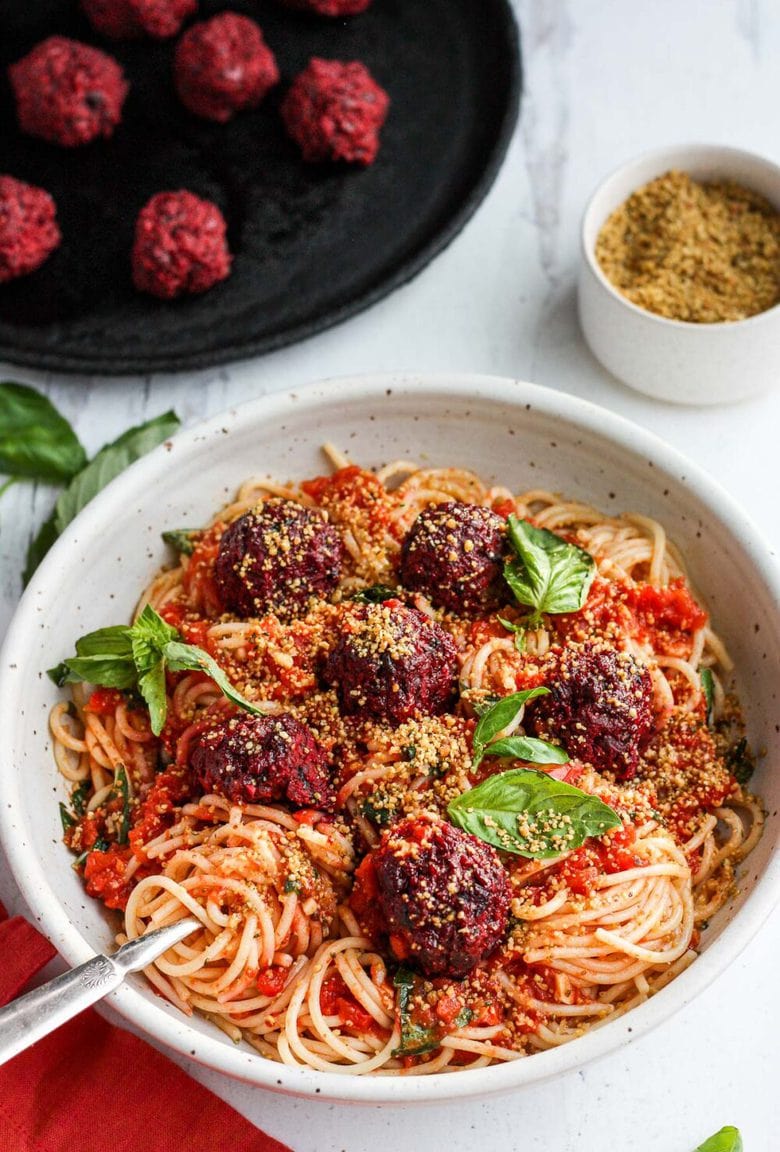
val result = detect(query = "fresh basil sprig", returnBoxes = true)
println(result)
[448,768,621,859]
[49,603,262,736]
[24,410,180,584]
[503,515,596,626]
[0,381,87,484]
[471,688,566,769]
[694,1127,743,1152]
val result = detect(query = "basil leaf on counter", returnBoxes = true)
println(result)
[25,410,180,584]
[472,687,551,768]
[392,968,439,1057]
[162,528,200,555]
[504,516,596,626]
[694,1127,743,1152]
[700,667,715,725]
[49,604,262,736]
[0,381,87,483]
[448,768,621,859]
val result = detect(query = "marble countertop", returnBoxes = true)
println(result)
[1,1,778,1149]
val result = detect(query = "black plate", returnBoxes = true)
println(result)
[0,0,521,374]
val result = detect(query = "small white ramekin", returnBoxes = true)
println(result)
[578,143,780,405]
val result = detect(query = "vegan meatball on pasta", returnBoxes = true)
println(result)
[49,447,763,1074]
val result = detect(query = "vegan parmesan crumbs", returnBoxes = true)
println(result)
[595,169,780,323]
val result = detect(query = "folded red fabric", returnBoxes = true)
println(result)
[0,903,292,1152]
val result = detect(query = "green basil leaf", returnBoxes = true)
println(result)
[164,639,263,720]
[112,765,132,845]
[53,411,180,535]
[0,382,87,482]
[24,410,180,583]
[392,967,439,1057]
[350,584,399,604]
[497,615,527,652]
[447,768,621,859]
[504,516,596,625]
[129,605,178,737]
[47,654,137,689]
[76,626,134,659]
[22,516,59,586]
[726,737,753,786]
[694,1127,743,1152]
[483,735,569,765]
[700,667,715,726]
[136,658,167,736]
[162,528,200,556]
[472,687,550,768]
[59,802,76,832]
[71,780,91,816]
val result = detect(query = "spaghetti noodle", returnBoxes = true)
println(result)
[50,451,763,1074]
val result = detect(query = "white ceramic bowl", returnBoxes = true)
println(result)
[1,374,779,1103]
[579,144,780,405]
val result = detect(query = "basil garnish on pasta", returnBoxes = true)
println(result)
[471,688,567,770]
[162,528,200,555]
[695,1128,743,1152]
[503,515,596,626]
[700,667,715,725]
[448,768,621,859]
[49,603,262,736]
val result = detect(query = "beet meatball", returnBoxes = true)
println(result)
[0,176,61,284]
[131,190,231,299]
[532,643,655,780]
[281,0,372,14]
[174,12,279,123]
[399,502,508,615]
[323,600,457,724]
[191,712,335,810]
[281,58,389,166]
[215,498,344,620]
[351,815,510,979]
[81,0,196,39]
[9,37,128,148]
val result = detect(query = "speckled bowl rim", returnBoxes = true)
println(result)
[581,142,780,331]
[2,373,779,1104]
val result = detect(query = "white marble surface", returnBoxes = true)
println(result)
[1,1,779,1149]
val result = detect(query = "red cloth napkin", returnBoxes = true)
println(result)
[0,903,292,1152]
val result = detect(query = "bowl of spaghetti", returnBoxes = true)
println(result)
[1,374,778,1102]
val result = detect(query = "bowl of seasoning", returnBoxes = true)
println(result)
[578,144,780,404]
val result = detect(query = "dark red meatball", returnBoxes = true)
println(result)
[532,643,655,780]
[322,600,457,724]
[281,0,372,14]
[174,12,279,123]
[399,502,508,615]
[81,0,196,39]
[281,58,389,166]
[0,176,61,284]
[9,37,128,148]
[191,712,335,810]
[215,498,344,620]
[132,190,231,298]
[350,816,510,979]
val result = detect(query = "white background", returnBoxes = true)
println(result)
[1,1,778,1149]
